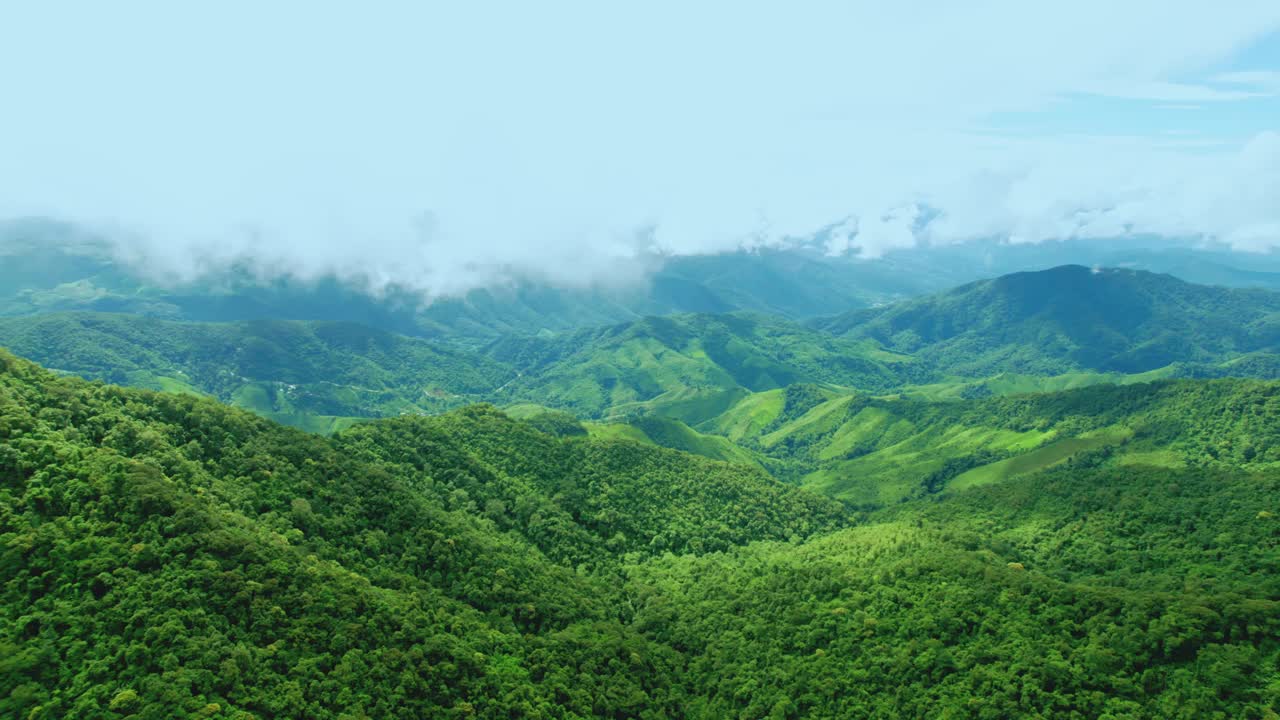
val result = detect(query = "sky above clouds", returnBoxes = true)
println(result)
[1,1,1279,294]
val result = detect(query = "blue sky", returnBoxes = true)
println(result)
[986,32,1280,142]
[0,2,1278,292]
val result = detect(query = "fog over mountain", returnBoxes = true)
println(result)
[2,2,1279,296]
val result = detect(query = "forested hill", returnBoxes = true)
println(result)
[0,309,932,429]
[485,313,929,419]
[0,348,844,718]
[0,312,515,427]
[3,350,1280,717]
[821,264,1280,376]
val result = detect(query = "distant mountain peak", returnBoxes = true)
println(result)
[823,265,1280,376]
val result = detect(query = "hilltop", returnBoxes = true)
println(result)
[822,265,1280,376]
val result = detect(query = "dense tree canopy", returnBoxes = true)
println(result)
[2,348,1278,718]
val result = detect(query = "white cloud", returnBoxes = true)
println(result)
[0,1,1278,294]
[918,131,1280,252]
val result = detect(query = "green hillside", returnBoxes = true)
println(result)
[486,313,928,419]
[9,220,1280,338]
[694,379,1280,506]
[628,461,1280,718]
[586,414,765,467]
[0,349,844,718]
[3,265,1279,436]
[0,312,514,422]
[822,265,1280,377]
[3,350,1278,717]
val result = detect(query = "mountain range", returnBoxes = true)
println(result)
[3,218,1280,717]
[7,218,1280,340]
[3,259,1277,434]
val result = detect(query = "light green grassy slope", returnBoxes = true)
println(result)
[588,415,765,467]
[693,378,1280,507]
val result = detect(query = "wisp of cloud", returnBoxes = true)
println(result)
[1,1,1278,296]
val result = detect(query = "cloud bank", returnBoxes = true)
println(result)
[1,1,1278,295]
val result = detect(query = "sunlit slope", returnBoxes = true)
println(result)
[694,379,1279,505]
[586,414,765,467]
[491,267,1280,423]
[486,313,927,418]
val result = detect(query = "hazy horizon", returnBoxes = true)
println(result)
[3,2,1279,295]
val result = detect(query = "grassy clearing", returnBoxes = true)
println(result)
[1117,450,1187,469]
[950,427,1133,491]
[502,402,559,419]
[803,423,1059,506]
[697,388,787,441]
[586,422,653,444]
[260,411,364,434]
[125,370,208,397]
[590,416,764,467]
[759,395,855,449]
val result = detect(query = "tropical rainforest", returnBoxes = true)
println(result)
[1,230,1279,718]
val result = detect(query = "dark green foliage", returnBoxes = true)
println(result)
[0,350,851,718]
[919,449,1007,493]
[626,463,1280,718]
[0,351,667,718]
[341,408,847,562]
